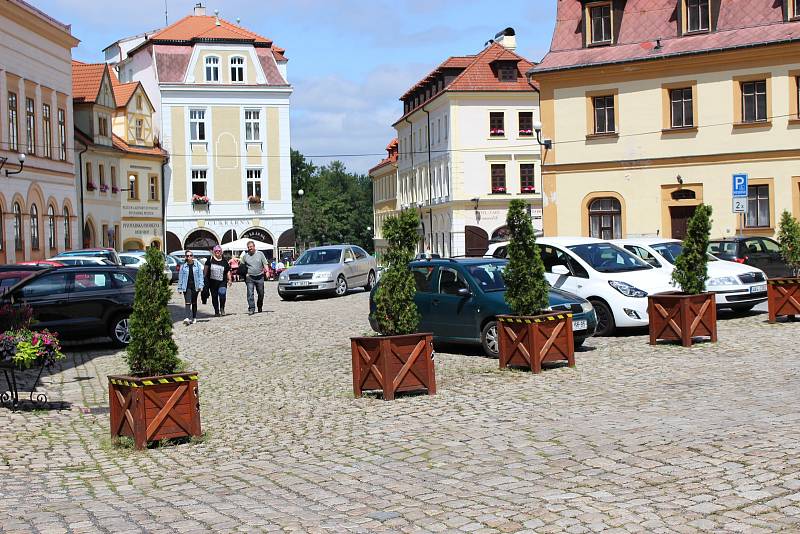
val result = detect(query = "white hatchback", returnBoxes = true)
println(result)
[614,238,768,312]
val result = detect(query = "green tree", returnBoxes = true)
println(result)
[503,199,549,315]
[371,209,420,336]
[124,247,181,376]
[672,204,712,294]
[777,210,800,276]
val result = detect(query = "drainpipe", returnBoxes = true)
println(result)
[161,156,169,251]
[77,142,88,247]
[422,104,434,253]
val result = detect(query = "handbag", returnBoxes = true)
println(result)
[201,285,210,304]
[237,263,248,277]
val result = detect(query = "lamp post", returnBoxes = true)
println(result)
[531,119,552,235]
[1,153,26,176]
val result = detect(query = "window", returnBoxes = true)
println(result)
[498,65,517,82]
[246,169,262,198]
[746,185,770,228]
[8,93,18,151]
[742,80,767,123]
[25,98,35,155]
[20,273,68,298]
[111,166,117,192]
[352,246,368,260]
[230,56,245,82]
[491,164,506,194]
[112,272,135,287]
[191,169,208,197]
[438,268,469,296]
[590,3,612,44]
[519,112,533,136]
[795,0,800,19]
[98,115,108,137]
[85,162,93,190]
[204,56,219,82]
[102,224,108,247]
[47,205,56,249]
[13,203,22,251]
[686,0,710,33]
[520,164,535,193]
[670,88,694,128]
[0,205,4,252]
[99,164,105,190]
[489,112,505,136]
[63,206,70,249]
[129,174,139,200]
[593,95,615,134]
[626,245,661,267]
[30,204,39,250]
[73,272,111,292]
[189,109,206,141]
[42,104,52,158]
[149,175,158,200]
[57,108,66,160]
[135,119,143,140]
[588,197,622,239]
[245,109,260,141]
[411,266,436,293]
[136,94,142,110]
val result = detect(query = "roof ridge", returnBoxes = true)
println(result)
[447,42,506,89]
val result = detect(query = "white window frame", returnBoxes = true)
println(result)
[230,55,246,83]
[204,56,220,83]
[246,168,263,199]
[189,109,207,142]
[244,109,261,142]
[135,119,144,140]
[191,169,209,198]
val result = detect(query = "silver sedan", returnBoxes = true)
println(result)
[278,245,377,300]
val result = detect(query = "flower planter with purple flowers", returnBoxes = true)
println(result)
[521,186,536,194]
[519,129,533,136]
[0,328,65,409]
[492,187,507,194]
[86,182,96,191]
[99,184,109,193]
[489,128,505,137]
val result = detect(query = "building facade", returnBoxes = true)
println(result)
[0,0,79,263]
[388,30,541,257]
[533,0,800,240]
[109,4,293,257]
[369,139,398,258]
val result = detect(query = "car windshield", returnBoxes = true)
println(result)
[651,242,718,264]
[466,262,508,292]
[296,249,342,265]
[568,243,651,273]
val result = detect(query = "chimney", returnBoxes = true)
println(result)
[494,27,517,51]
[193,3,206,16]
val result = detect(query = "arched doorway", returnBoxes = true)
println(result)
[83,220,96,248]
[222,229,237,244]
[241,228,273,259]
[464,225,489,257]
[123,239,145,251]
[491,225,510,242]
[184,229,219,250]
[150,240,162,250]
[166,231,182,253]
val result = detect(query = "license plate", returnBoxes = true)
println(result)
[572,319,587,331]
[750,284,766,293]
[292,281,310,287]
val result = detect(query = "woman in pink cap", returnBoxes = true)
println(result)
[204,245,232,316]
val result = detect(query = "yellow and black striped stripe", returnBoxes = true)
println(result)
[498,313,573,324]
[109,375,199,388]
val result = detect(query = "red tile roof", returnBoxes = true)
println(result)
[369,139,398,174]
[112,134,168,158]
[535,0,800,73]
[72,61,108,103]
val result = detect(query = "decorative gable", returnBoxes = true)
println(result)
[98,74,115,109]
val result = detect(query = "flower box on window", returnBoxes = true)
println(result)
[519,129,533,136]
[191,194,210,206]
[111,186,119,194]
[99,184,109,193]
[521,186,536,194]
[489,128,505,136]
[492,186,507,194]
[248,195,261,204]
[86,181,96,191]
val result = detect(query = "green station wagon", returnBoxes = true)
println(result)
[369,258,597,357]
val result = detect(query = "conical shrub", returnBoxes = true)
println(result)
[504,199,549,315]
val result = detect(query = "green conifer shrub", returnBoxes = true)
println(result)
[777,210,800,276]
[503,199,549,315]
[372,209,420,336]
[124,247,181,376]
[671,203,712,295]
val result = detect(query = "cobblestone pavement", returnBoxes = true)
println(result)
[1,282,799,533]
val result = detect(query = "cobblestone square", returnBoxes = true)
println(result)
[1,283,799,533]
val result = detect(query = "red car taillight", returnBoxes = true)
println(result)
[734,256,748,264]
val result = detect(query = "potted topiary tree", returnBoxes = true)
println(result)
[648,204,717,347]
[497,199,575,373]
[768,210,800,322]
[108,247,201,449]
[351,209,435,400]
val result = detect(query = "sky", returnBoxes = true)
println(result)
[35,0,557,174]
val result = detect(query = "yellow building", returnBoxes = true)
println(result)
[369,139,398,259]
[532,0,800,240]
[110,4,293,257]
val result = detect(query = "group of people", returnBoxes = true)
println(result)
[176,241,272,324]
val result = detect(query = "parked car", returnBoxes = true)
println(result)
[170,249,212,265]
[707,236,792,278]
[278,245,377,300]
[615,238,768,312]
[49,256,115,266]
[54,248,122,265]
[1,266,138,346]
[490,238,675,336]
[119,252,173,281]
[17,260,65,267]
[0,264,51,295]
[368,257,597,357]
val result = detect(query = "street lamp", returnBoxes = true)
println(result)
[1,153,26,176]
[298,188,304,197]
[531,120,552,150]
[119,174,137,192]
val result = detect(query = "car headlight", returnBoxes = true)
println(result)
[313,272,332,281]
[706,276,740,287]
[580,301,594,313]
[608,280,648,298]
[279,272,289,281]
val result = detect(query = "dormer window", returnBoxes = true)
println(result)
[230,56,245,83]
[686,0,710,33]
[498,65,517,82]
[204,56,219,82]
[589,3,612,45]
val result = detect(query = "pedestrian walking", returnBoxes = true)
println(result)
[229,256,241,282]
[205,245,232,316]
[239,241,270,315]
[177,250,205,325]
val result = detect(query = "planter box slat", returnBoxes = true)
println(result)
[767,278,800,322]
[497,312,575,373]
[351,333,435,400]
[648,292,717,347]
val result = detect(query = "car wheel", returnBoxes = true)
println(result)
[481,320,499,358]
[109,314,131,347]
[730,303,755,313]
[334,275,348,297]
[574,338,585,348]
[364,270,376,291]
[589,299,616,336]
[279,293,296,301]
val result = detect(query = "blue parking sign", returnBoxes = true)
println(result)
[732,173,748,197]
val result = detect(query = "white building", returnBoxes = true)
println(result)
[388,29,541,256]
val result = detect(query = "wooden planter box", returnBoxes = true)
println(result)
[108,371,201,449]
[497,312,575,374]
[648,292,717,347]
[767,278,800,322]
[351,333,435,400]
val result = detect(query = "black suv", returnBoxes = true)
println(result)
[2,266,138,346]
[708,237,792,278]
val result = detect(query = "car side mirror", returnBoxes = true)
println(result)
[457,287,472,297]
[552,265,570,276]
